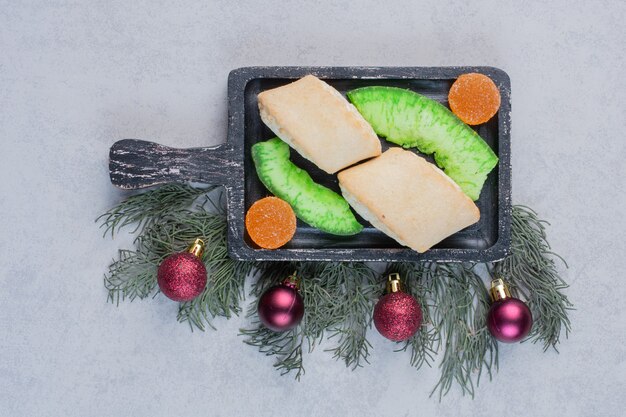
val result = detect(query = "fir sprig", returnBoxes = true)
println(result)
[494,205,573,350]
[319,263,378,369]
[392,262,439,371]
[241,261,379,376]
[104,249,160,305]
[427,263,498,399]
[97,184,214,237]
[100,185,249,331]
[240,262,304,376]
[388,262,498,399]
[240,324,306,379]
[99,184,572,398]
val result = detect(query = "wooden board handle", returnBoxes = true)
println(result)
[109,139,236,189]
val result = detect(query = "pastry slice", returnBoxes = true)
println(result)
[337,148,480,253]
[257,75,382,174]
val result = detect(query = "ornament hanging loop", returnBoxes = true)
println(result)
[283,271,299,290]
[489,278,512,302]
[386,273,404,293]
[187,238,206,259]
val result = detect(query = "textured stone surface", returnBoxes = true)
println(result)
[0,1,624,416]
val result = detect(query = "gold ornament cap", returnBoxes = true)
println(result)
[489,278,512,302]
[187,238,206,259]
[283,271,300,290]
[386,273,404,293]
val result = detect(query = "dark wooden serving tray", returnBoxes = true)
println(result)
[109,66,511,262]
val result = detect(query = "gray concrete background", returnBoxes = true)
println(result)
[1,1,625,416]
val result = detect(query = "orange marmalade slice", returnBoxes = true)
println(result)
[245,197,297,249]
[448,73,501,125]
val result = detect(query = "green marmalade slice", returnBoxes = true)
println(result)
[251,138,363,236]
[347,86,498,200]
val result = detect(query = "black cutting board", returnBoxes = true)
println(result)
[109,66,511,262]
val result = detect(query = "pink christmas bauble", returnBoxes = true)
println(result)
[157,252,207,302]
[373,292,422,341]
[487,298,533,343]
[257,282,304,332]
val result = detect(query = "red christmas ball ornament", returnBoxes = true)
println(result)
[373,273,423,341]
[257,273,304,332]
[487,278,533,343]
[157,239,207,302]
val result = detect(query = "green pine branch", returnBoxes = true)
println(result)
[240,324,306,379]
[391,262,439,371]
[96,184,215,237]
[494,205,573,350]
[104,249,160,305]
[427,263,499,399]
[319,262,378,369]
[99,184,572,398]
[99,185,248,331]
[241,261,378,377]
